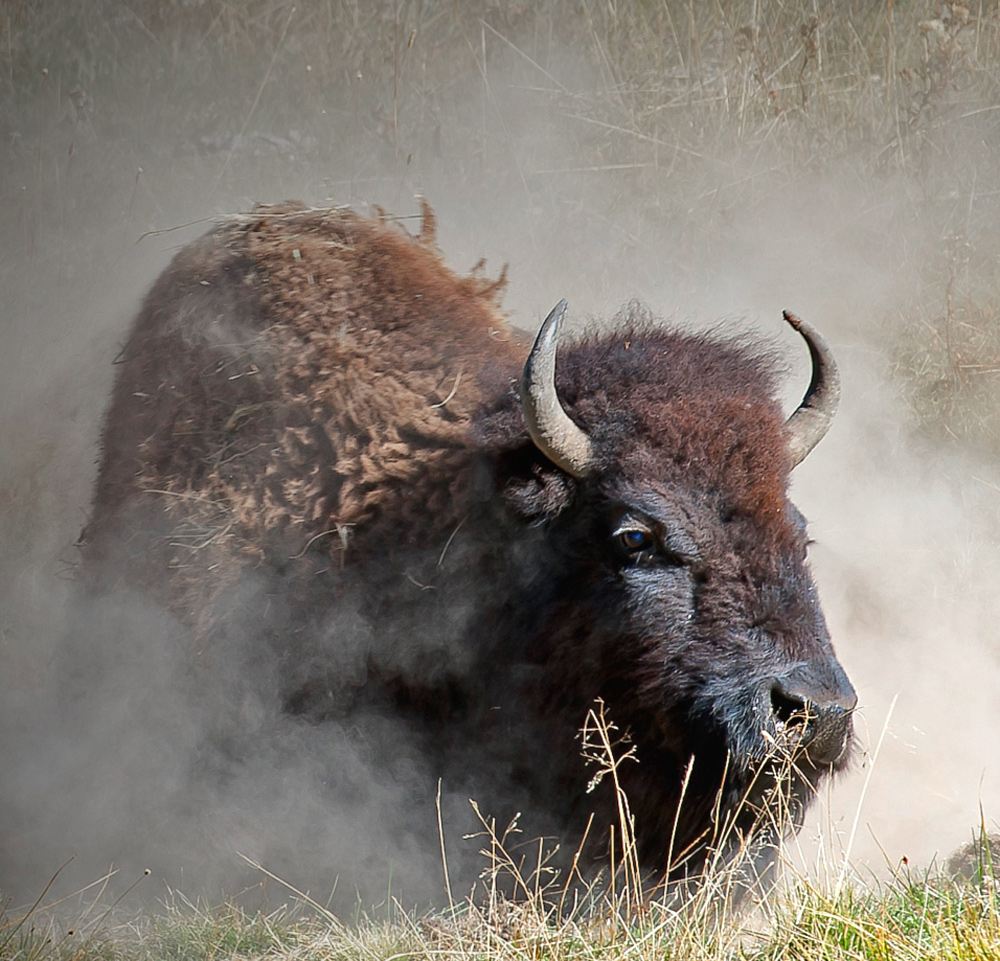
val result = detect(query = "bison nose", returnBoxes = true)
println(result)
[770,672,857,766]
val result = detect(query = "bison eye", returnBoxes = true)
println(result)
[619,529,654,553]
[611,511,691,567]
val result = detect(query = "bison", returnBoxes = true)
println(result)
[79,200,856,896]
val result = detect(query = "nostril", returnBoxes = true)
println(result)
[770,685,811,731]
[767,665,856,765]
[769,680,855,766]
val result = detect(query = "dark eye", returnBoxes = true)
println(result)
[611,507,696,569]
[619,529,654,553]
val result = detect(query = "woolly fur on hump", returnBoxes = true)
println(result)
[86,202,521,628]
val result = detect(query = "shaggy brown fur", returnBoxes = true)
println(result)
[85,202,518,641]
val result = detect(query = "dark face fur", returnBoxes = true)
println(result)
[479,322,856,880]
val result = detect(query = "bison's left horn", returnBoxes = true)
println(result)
[521,300,595,478]
[783,310,840,468]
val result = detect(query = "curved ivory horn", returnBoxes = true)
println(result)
[520,300,595,478]
[783,310,840,468]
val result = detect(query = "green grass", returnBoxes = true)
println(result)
[5,754,1000,961]
[761,872,1000,961]
[4,848,1000,961]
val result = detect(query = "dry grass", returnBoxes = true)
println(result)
[3,1,1000,446]
[7,705,997,959]
[4,824,1000,961]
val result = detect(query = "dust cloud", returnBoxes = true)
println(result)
[1,1,999,912]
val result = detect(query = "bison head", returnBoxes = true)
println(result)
[479,301,855,882]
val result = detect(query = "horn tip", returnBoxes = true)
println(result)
[535,299,570,349]
[548,298,569,325]
[782,309,803,331]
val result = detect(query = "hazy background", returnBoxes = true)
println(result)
[2,0,1000,911]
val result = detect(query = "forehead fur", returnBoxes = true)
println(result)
[562,323,792,525]
[477,311,797,541]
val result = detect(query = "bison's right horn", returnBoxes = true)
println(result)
[783,310,841,468]
[521,300,595,478]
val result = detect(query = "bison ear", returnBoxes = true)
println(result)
[492,444,577,521]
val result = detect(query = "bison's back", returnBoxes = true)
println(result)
[84,203,520,647]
